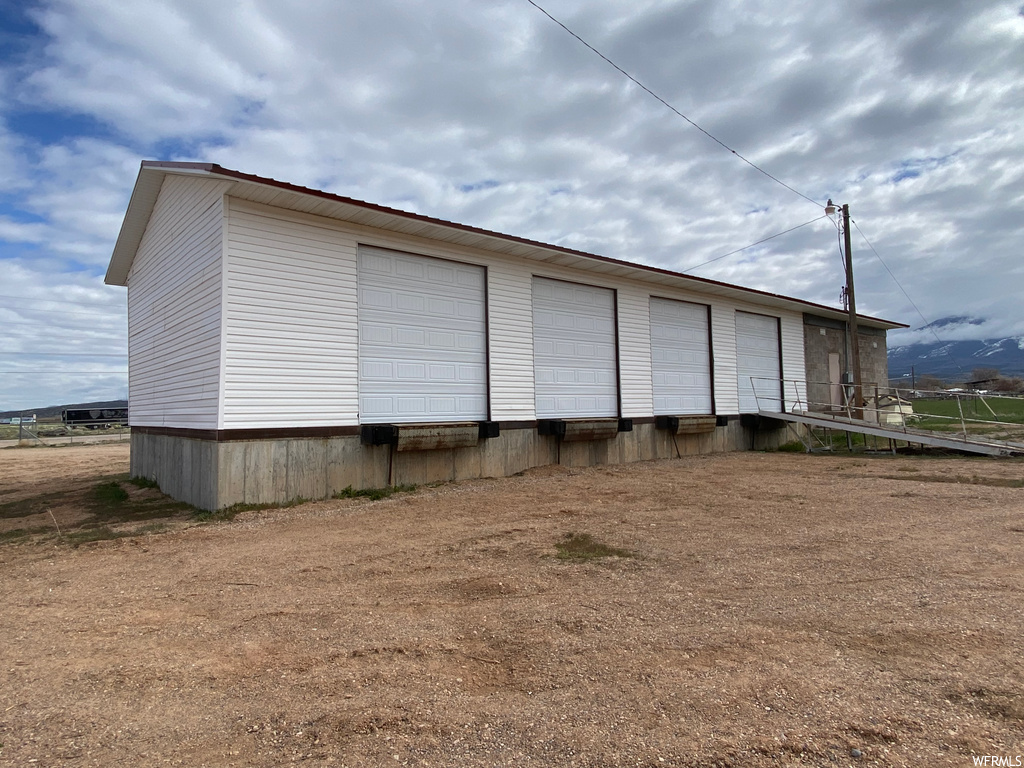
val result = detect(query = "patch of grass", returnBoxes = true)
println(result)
[86,477,192,523]
[195,495,320,523]
[127,475,160,489]
[555,532,635,562]
[774,440,806,453]
[92,480,129,505]
[908,397,1024,441]
[811,430,871,451]
[194,507,244,523]
[913,397,1024,423]
[333,484,417,501]
[1,475,198,548]
[0,491,69,520]
[0,526,52,542]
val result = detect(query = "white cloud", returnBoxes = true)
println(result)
[1,0,1023,405]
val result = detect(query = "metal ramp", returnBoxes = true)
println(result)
[759,409,1024,457]
[752,377,1024,457]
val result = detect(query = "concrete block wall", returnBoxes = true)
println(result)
[804,314,889,410]
[131,420,797,510]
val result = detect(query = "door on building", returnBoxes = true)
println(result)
[735,311,782,412]
[357,246,487,424]
[532,276,617,418]
[828,352,842,408]
[649,297,712,414]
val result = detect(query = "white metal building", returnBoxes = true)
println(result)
[105,162,901,510]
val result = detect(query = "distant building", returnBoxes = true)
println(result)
[963,378,999,391]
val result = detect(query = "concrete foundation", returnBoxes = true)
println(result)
[131,420,795,511]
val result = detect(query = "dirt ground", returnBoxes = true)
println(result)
[1,444,1022,767]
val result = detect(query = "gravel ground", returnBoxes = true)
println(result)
[1,444,1022,767]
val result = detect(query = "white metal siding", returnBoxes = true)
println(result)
[486,262,535,421]
[650,297,712,414]
[710,304,738,414]
[358,246,487,423]
[736,311,782,412]
[196,196,809,428]
[127,175,229,428]
[617,286,654,418]
[780,312,807,409]
[533,277,617,418]
[222,199,359,428]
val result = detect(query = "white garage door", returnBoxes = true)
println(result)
[650,297,712,414]
[533,277,617,418]
[358,246,487,423]
[735,311,781,412]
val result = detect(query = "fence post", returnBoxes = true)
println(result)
[955,394,967,438]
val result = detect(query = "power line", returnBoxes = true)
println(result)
[683,214,827,272]
[525,0,823,208]
[831,216,846,272]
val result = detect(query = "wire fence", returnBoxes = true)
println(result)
[0,411,130,448]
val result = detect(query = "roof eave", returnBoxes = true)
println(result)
[103,161,907,330]
[104,163,216,286]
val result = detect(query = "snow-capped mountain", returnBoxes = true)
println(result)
[887,316,1024,380]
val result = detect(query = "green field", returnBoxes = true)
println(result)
[909,395,1024,439]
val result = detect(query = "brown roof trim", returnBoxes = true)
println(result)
[131,161,907,328]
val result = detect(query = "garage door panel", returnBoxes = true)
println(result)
[533,277,618,418]
[362,389,487,418]
[457,334,484,351]
[361,357,485,378]
[359,246,487,424]
[536,394,618,415]
[650,298,712,415]
[735,311,781,412]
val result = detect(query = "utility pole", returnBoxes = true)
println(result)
[842,203,863,419]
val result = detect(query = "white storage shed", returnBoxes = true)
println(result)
[105,162,900,510]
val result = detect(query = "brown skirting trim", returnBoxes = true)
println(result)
[133,418,663,442]
[132,425,363,442]
[499,418,658,429]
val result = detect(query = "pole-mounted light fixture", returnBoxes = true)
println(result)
[827,199,863,419]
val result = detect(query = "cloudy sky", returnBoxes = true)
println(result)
[1,0,1022,410]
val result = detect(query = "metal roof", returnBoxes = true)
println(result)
[105,161,906,330]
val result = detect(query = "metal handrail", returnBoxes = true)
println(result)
[751,378,1024,445]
